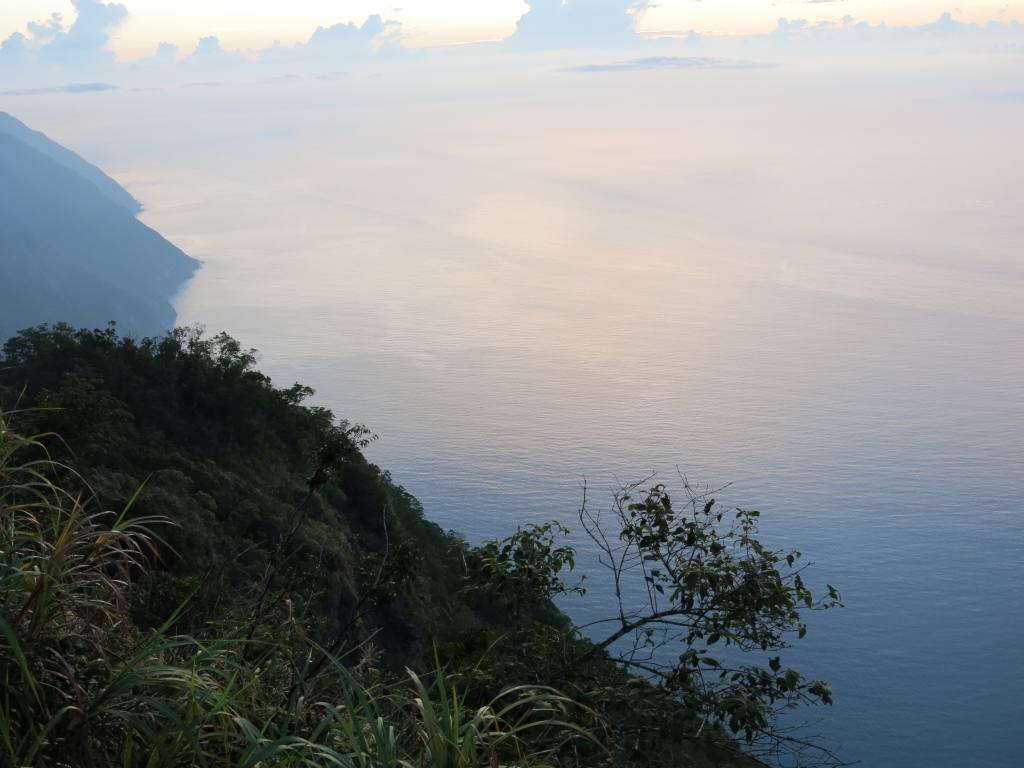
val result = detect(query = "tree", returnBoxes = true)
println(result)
[467,475,845,766]
[464,521,586,632]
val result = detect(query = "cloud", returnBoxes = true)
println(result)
[976,90,1024,100]
[305,15,386,49]
[769,18,809,38]
[26,14,64,43]
[155,42,178,60]
[718,11,1024,54]
[0,82,118,96]
[0,0,128,73]
[280,15,404,60]
[561,55,773,71]
[1,3,1022,90]
[41,0,128,66]
[193,37,224,56]
[170,35,255,70]
[0,32,30,63]
[506,0,641,51]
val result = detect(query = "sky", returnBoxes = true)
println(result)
[1,0,1022,59]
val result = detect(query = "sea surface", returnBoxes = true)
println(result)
[7,50,1023,765]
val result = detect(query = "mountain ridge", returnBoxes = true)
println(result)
[0,122,198,338]
[0,111,143,215]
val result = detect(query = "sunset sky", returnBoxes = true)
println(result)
[2,0,1021,58]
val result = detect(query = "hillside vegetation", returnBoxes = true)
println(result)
[0,323,842,768]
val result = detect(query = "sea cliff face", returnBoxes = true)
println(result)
[0,116,197,338]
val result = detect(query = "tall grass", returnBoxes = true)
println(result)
[0,408,589,768]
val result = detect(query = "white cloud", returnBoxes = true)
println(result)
[1,0,127,75]
[505,0,640,50]
[42,0,127,64]
[637,0,1024,36]
[1,0,1022,88]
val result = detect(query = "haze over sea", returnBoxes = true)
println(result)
[3,1,1023,765]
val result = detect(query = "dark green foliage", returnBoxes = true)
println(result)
[464,521,586,631]
[0,424,586,767]
[34,374,132,456]
[446,489,845,767]
[568,481,843,740]
[0,322,468,659]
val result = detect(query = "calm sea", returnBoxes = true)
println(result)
[12,50,1022,765]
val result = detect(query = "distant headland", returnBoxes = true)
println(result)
[0,113,198,338]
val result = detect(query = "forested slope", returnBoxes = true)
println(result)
[0,322,468,657]
[0,323,840,768]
